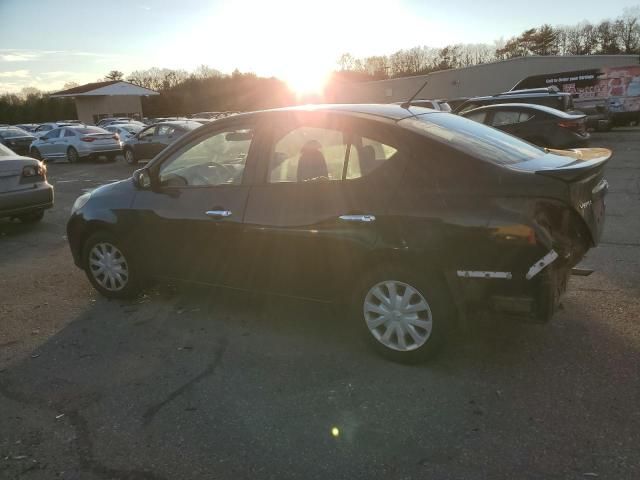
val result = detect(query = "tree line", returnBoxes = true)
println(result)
[336,7,640,80]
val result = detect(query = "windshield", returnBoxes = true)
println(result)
[0,143,15,156]
[121,125,142,133]
[0,128,29,138]
[400,113,545,165]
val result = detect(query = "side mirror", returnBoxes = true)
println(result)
[133,168,152,189]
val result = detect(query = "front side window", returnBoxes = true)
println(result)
[157,125,175,136]
[138,127,155,140]
[158,128,253,187]
[267,124,397,183]
[42,128,61,140]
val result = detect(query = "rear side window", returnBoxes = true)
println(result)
[491,110,533,126]
[269,126,347,183]
[401,113,545,165]
[65,130,76,137]
[267,126,397,183]
[346,137,397,179]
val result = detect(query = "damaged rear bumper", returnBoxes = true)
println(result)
[453,248,572,323]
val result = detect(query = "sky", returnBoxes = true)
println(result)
[0,0,638,94]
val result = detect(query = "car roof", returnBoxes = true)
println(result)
[462,102,583,118]
[239,104,435,122]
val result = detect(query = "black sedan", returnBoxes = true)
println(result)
[0,127,37,156]
[121,120,201,164]
[461,103,590,149]
[67,105,610,362]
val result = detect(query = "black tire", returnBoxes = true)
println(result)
[82,231,142,299]
[124,148,137,165]
[67,147,80,163]
[31,148,42,160]
[351,265,453,363]
[17,210,44,223]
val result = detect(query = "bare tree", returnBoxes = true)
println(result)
[616,7,640,53]
[105,70,124,81]
[63,81,79,90]
[597,20,621,53]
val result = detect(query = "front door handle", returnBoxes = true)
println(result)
[339,214,376,223]
[206,210,232,218]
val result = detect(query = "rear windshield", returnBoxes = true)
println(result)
[74,127,108,134]
[400,113,545,165]
[0,128,29,138]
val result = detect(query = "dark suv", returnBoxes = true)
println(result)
[454,87,575,114]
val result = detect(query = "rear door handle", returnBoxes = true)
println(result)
[206,210,232,218]
[339,214,376,223]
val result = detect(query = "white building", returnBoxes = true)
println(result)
[50,81,159,125]
[331,55,640,103]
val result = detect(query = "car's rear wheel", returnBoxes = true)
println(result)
[124,148,137,165]
[67,147,79,163]
[82,231,141,299]
[352,266,452,363]
[17,210,44,223]
[31,148,42,160]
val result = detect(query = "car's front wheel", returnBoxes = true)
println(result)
[82,231,141,298]
[352,266,452,363]
[124,148,137,165]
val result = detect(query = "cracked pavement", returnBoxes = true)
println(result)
[1,130,639,479]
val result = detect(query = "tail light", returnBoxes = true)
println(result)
[22,163,45,178]
[558,119,586,134]
[80,137,95,142]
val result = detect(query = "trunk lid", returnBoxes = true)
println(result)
[508,148,611,244]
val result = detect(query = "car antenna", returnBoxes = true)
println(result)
[400,78,429,109]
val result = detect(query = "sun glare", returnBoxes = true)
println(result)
[284,67,330,96]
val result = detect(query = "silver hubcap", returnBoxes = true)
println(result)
[364,281,433,352]
[88,242,129,291]
[126,151,134,163]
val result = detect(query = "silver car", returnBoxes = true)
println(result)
[0,143,53,223]
[30,126,121,163]
[32,122,80,138]
[104,123,144,142]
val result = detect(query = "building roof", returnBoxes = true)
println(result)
[50,81,159,97]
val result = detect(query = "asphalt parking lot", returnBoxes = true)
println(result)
[1,130,639,480]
